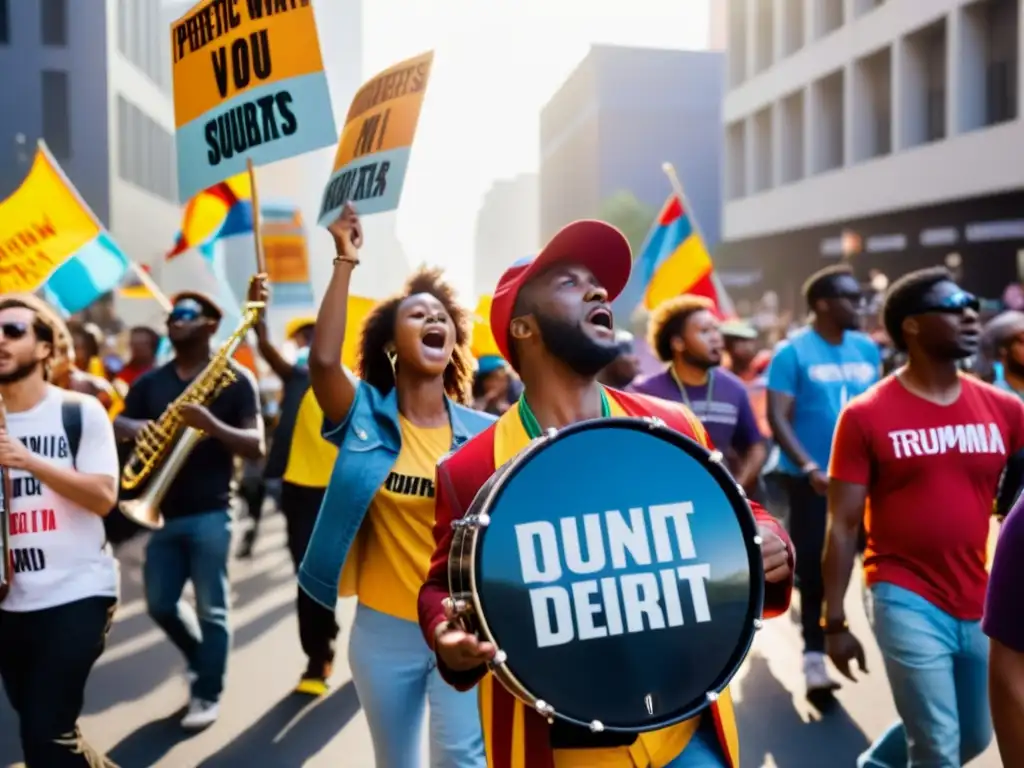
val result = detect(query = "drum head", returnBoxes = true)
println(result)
[474,418,763,732]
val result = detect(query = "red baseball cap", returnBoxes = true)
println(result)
[489,219,632,362]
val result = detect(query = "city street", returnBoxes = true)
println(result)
[0,513,1002,768]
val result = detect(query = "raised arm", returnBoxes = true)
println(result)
[254,316,297,383]
[310,203,362,426]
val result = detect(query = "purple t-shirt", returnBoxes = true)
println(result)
[984,498,1024,652]
[630,368,764,453]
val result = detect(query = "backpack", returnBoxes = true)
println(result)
[59,393,140,546]
[60,396,82,467]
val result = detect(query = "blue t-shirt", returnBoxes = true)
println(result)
[767,328,880,474]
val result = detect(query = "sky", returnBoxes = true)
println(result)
[358,0,713,298]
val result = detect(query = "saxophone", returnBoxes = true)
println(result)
[119,301,263,530]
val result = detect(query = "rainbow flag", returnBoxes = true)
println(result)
[166,173,252,259]
[612,195,733,320]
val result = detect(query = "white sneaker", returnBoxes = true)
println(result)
[181,698,219,730]
[803,651,840,692]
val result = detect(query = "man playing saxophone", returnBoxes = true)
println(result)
[0,295,120,767]
[115,280,266,731]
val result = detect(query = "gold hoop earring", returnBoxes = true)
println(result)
[385,347,397,377]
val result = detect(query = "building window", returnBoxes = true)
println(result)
[0,0,9,45]
[117,94,177,202]
[117,0,128,55]
[41,0,67,46]
[41,70,71,158]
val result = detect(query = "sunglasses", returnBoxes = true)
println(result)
[168,304,203,324]
[919,290,980,315]
[0,321,30,340]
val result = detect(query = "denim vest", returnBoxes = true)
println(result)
[298,378,496,609]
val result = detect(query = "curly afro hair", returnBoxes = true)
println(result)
[356,266,474,404]
[647,294,715,362]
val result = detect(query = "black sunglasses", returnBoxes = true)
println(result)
[919,290,980,315]
[0,321,30,340]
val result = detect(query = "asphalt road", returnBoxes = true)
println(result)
[0,513,1003,768]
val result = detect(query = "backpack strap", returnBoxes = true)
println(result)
[60,396,83,469]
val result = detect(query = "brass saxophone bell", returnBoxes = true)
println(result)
[118,497,164,530]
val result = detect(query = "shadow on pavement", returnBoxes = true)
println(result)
[84,574,295,716]
[735,652,871,768]
[105,706,191,768]
[198,682,361,767]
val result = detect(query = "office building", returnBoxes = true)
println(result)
[719,0,1023,303]
[0,0,179,306]
[539,45,726,247]
[473,174,540,299]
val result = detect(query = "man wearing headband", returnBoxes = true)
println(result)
[824,268,1024,767]
[766,264,879,705]
[251,313,340,695]
[117,287,265,730]
[418,220,794,768]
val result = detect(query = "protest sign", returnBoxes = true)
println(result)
[263,205,313,305]
[319,51,434,223]
[171,0,337,202]
[0,144,110,293]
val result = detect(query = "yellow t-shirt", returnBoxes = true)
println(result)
[491,392,717,768]
[283,387,339,488]
[358,415,452,622]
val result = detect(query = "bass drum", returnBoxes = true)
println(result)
[448,417,765,734]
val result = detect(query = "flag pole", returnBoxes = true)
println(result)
[661,162,711,248]
[662,162,736,318]
[246,158,267,275]
[127,261,172,313]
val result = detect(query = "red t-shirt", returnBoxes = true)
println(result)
[829,374,1024,619]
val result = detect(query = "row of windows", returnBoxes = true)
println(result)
[0,0,68,46]
[117,0,171,92]
[42,70,70,159]
[117,96,177,203]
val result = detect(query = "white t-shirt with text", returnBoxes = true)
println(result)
[2,385,120,612]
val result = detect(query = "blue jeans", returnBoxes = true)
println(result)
[859,583,991,768]
[348,604,485,768]
[662,715,729,767]
[144,510,232,703]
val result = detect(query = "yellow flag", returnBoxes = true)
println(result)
[470,295,502,360]
[0,144,101,293]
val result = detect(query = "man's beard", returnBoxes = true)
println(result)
[682,350,719,371]
[534,312,620,379]
[0,359,40,384]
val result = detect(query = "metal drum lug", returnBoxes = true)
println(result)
[708,450,724,465]
[589,720,605,733]
[706,691,719,703]
[645,417,666,429]
[535,700,555,718]
[491,649,508,666]
[474,513,491,528]
[753,618,764,631]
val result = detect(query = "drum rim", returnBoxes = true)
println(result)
[467,416,767,732]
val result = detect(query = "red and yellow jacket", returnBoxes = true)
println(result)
[417,387,794,768]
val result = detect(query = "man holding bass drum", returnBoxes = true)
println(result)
[418,220,795,768]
